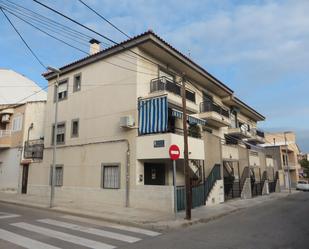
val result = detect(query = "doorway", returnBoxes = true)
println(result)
[144,163,165,185]
[21,164,29,194]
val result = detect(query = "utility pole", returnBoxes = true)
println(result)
[48,66,61,208]
[181,75,191,220]
[284,132,292,194]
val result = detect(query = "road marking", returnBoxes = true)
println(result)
[62,215,161,236]
[11,222,115,249]
[0,212,20,219]
[0,229,61,249]
[38,219,141,243]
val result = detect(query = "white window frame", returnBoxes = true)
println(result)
[12,115,23,132]
[71,119,79,138]
[73,73,81,92]
[51,122,66,145]
[50,165,63,187]
[101,164,120,189]
[55,79,68,102]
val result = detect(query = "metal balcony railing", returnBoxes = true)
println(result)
[256,129,265,138]
[199,100,230,118]
[24,139,44,159]
[150,76,196,102]
[0,130,11,137]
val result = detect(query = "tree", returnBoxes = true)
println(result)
[299,158,309,176]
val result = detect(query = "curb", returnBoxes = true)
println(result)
[0,192,297,232]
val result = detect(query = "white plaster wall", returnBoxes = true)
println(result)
[136,133,205,160]
[0,148,21,192]
[206,180,224,206]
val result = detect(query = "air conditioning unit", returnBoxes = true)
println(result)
[120,116,135,128]
[1,114,10,123]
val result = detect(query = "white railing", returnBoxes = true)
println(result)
[0,130,11,137]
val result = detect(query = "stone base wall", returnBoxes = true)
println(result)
[241,178,252,199]
[262,180,269,195]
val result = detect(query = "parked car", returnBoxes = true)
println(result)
[296,180,309,191]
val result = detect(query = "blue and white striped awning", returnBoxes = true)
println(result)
[138,96,168,134]
[171,109,206,126]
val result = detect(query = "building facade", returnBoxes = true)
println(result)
[264,132,301,189]
[0,69,46,193]
[25,31,277,212]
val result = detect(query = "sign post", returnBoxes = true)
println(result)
[169,144,180,215]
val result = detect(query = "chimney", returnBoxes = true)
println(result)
[89,39,101,55]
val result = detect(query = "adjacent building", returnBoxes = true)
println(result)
[264,132,301,189]
[0,69,46,193]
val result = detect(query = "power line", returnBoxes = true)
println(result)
[0,7,46,69]
[33,0,116,45]
[32,0,164,70]
[0,1,92,46]
[2,0,93,41]
[0,2,156,73]
[77,0,131,39]
[2,7,89,55]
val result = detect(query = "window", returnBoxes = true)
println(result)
[55,79,68,101]
[52,123,65,145]
[73,74,81,92]
[101,164,120,189]
[50,165,63,187]
[71,119,79,137]
[185,89,196,103]
[12,115,23,131]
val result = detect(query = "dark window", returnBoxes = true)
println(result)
[71,119,79,137]
[185,89,196,102]
[73,74,81,92]
[102,165,120,189]
[52,123,65,145]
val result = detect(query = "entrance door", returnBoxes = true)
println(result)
[144,163,165,185]
[21,164,29,194]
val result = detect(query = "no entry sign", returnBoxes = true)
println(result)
[169,144,180,160]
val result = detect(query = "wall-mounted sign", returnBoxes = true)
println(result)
[154,140,165,148]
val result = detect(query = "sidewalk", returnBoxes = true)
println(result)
[0,190,297,231]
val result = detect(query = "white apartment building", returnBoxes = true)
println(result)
[26,31,272,212]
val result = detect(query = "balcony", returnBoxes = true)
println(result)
[24,139,44,159]
[222,144,239,160]
[226,127,251,139]
[0,130,12,148]
[136,133,205,160]
[249,150,260,167]
[149,76,198,112]
[282,163,298,170]
[199,101,230,127]
[246,129,265,144]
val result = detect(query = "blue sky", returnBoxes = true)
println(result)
[0,0,308,151]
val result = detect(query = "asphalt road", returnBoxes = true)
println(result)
[121,192,309,249]
[0,202,160,249]
[0,192,308,249]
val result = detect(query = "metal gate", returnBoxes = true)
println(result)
[250,168,263,197]
[223,161,241,200]
[176,184,205,212]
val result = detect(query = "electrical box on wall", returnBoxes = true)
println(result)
[1,114,10,123]
[120,115,135,128]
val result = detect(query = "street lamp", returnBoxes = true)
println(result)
[284,132,292,194]
[47,66,61,208]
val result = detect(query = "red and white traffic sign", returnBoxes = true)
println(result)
[169,144,180,160]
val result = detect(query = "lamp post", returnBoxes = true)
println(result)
[47,66,61,208]
[284,132,292,194]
